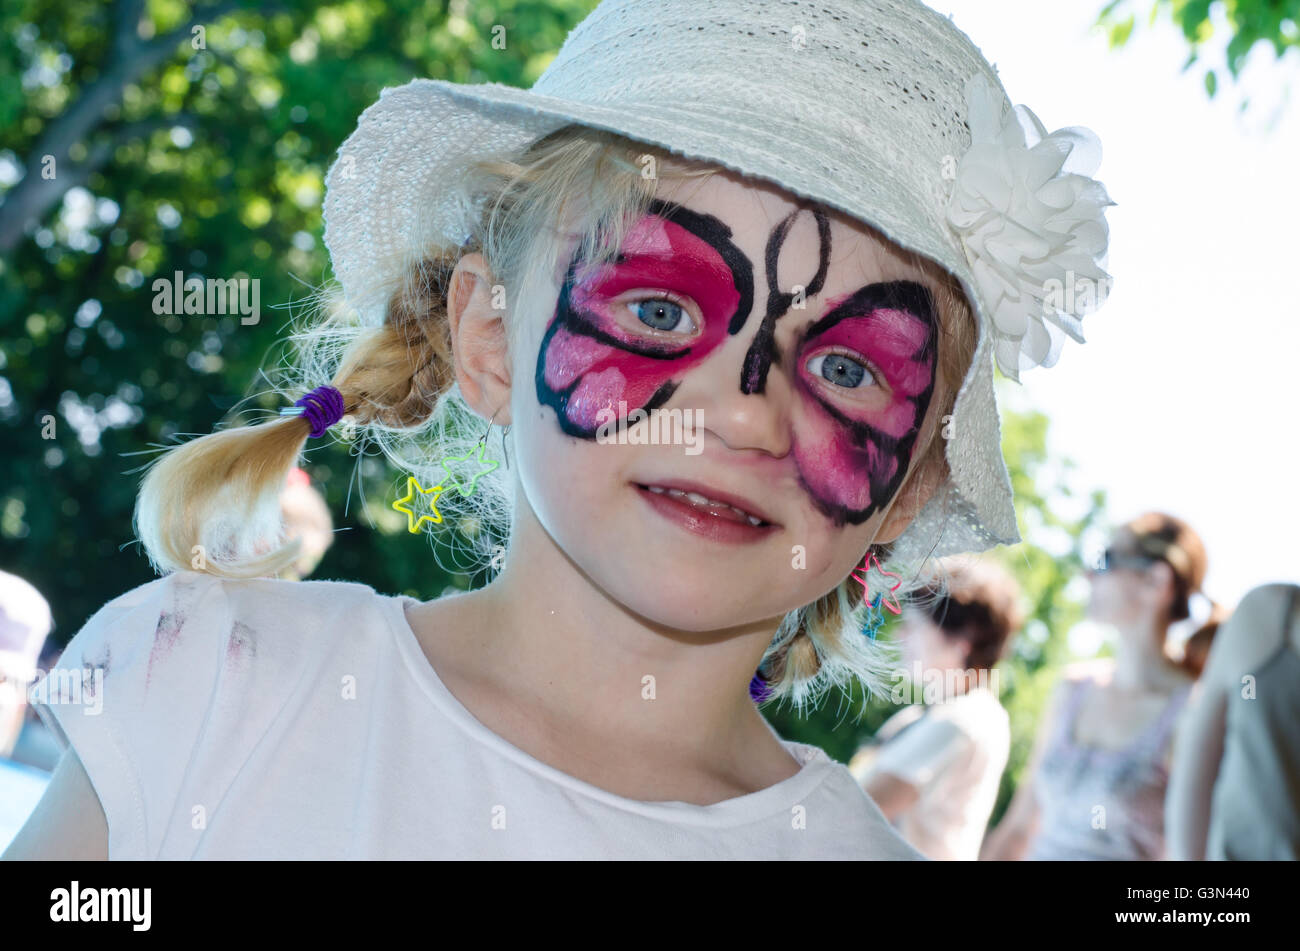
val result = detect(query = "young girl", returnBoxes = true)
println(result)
[5,0,1112,860]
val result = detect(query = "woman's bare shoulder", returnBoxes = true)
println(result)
[1206,583,1300,677]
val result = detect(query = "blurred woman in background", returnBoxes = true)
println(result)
[1166,582,1300,860]
[0,571,52,759]
[850,556,1023,860]
[982,512,1219,860]
[276,467,335,582]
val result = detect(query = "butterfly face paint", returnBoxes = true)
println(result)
[740,207,831,394]
[534,197,939,528]
[792,281,938,525]
[733,206,937,525]
[535,199,755,436]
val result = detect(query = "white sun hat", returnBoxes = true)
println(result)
[322,0,1114,564]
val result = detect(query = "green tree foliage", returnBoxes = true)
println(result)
[1098,0,1300,101]
[0,0,598,638]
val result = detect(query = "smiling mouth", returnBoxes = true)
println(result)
[633,482,774,527]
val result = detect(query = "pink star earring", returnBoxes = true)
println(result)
[851,550,903,640]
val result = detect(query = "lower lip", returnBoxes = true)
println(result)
[633,484,779,545]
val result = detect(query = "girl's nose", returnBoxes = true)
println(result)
[684,355,795,458]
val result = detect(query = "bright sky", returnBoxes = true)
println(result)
[932,0,1300,610]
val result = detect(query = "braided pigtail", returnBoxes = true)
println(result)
[134,251,461,580]
[134,403,344,580]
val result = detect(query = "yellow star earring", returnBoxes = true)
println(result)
[392,476,445,534]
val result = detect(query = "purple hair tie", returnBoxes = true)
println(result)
[280,385,345,438]
[749,672,773,704]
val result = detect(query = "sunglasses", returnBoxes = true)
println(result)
[1092,546,1161,574]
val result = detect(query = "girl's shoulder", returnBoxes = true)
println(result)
[74,567,387,617]
[29,571,407,858]
[194,570,396,635]
[52,570,399,687]
[34,569,404,736]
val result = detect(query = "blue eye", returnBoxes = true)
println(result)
[628,298,695,333]
[806,352,872,389]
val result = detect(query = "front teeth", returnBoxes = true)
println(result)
[646,486,765,525]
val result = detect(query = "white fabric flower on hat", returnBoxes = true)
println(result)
[947,73,1116,382]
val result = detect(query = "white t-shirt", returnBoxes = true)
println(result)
[31,571,923,860]
[853,687,1009,861]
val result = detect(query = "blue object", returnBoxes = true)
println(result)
[0,757,52,853]
[861,594,886,640]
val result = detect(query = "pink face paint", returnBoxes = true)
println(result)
[535,199,754,435]
[790,282,939,525]
[534,196,939,529]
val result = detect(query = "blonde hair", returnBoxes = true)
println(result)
[134,124,978,709]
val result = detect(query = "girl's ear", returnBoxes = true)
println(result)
[447,251,513,425]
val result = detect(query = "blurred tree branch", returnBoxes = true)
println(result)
[0,0,241,252]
